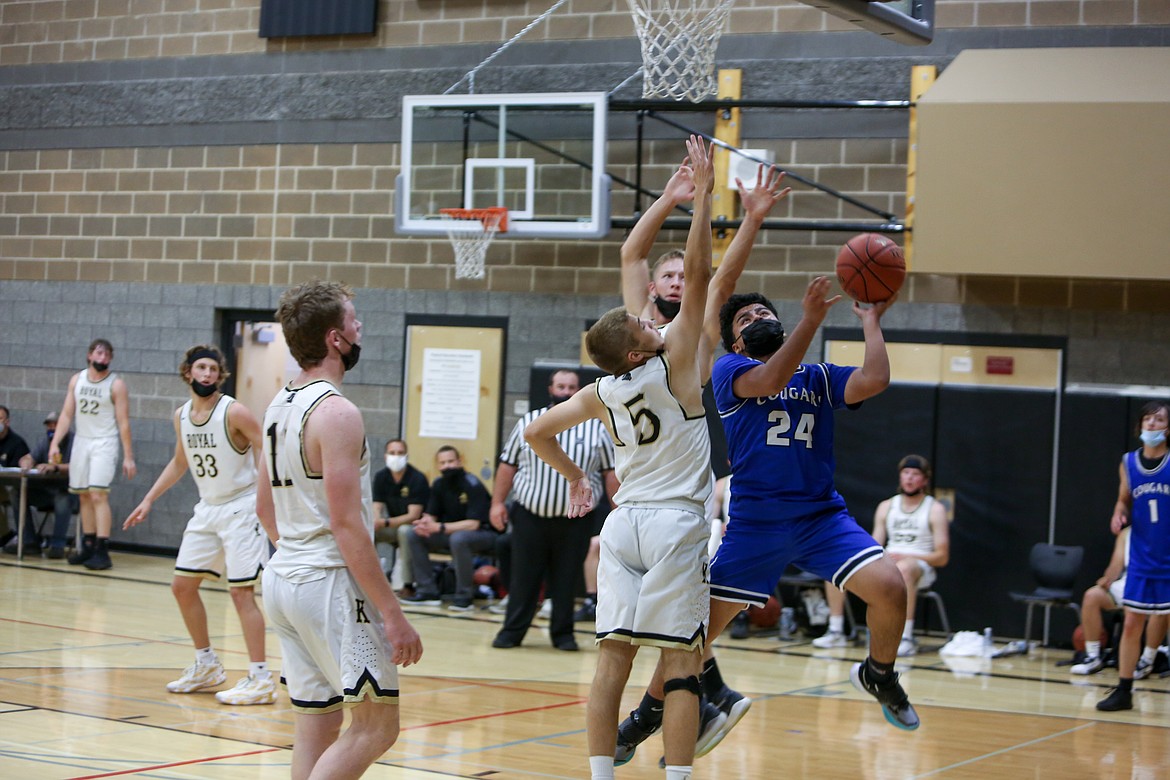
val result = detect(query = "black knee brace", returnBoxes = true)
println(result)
[663,675,702,697]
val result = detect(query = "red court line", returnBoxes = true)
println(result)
[68,747,282,779]
[405,697,587,730]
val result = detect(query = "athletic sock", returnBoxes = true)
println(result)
[589,755,616,780]
[1084,640,1101,660]
[700,657,725,700]
[250,661,271,680]
[665,765,693,780]
[637,691,664,726]
[866,655,895,682]
[1140,646,1158,664]
[196,647,218,666]
[902,619,915,640]
[827,615,845,635]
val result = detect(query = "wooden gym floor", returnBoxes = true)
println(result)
[2,551,1167,779]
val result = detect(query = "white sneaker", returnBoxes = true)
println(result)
[1070,655,1104,675]
[812,631,847,649]
[167,661,226,693]
[538,599,552,619]
[215,674,277,705]
[897,637,918,657]
[488,595,509,614]
[1133,656,1153,681]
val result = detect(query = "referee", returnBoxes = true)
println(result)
[491,369,617,651]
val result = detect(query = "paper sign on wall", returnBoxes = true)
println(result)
[419,348,481,440]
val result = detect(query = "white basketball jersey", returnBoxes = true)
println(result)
[179,395,257,505]
[264,380,373,578]
[596,354,712,509]
[73,370,119,439]
[885,494,936,555]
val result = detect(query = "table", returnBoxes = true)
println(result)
[0,467,71,560]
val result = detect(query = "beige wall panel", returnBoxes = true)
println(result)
[403,324,503,491]
[826,341,944,384]
[939,345,1061,389]
[914,48,1170,280]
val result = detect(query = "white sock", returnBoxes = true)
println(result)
[1084,640,1101,660]
[1141,646,1157,664]
[665,765,693,780]
[828,615,844,635]
[589,755,615,780]
[196,647,217,666]
[250,661,271,680]
[902,620,915,640]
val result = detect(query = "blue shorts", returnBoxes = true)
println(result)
[1122,571,1170,614]
[709,509,883,608]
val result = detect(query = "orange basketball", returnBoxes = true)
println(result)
[474,565,499,588]
[1072,625,1108,652]
[748,596,781,628]
[835,233,906,303]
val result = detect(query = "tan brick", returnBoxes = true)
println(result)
[146,260,180,283]
[200,239,236,260]
[367,264,407,289]
[1018,278,1070,308]
[52,171,85,190]
[275,192,313,214]
[129,238,164,259]
[314,192,351,214]
[223,169,258,191]
[47,259,82,280]
[13,259,46,279]
[0,44,32,66]
[288,263,332,284]
[408,265,451,290]
[279,145,316,166]
[111,260,147,282]
[576,268,618,295]
[30,42,64,64]
[1127,280,1170,311]
[181,261,215,284]
[775,6,831,33]
[335,168,373,191]
[61,40,93,61]
[235,239,271,261]
[1071,279,1124,311]
[170,147,205,168]
[296,169,334,190]
[93,37,128,59]
[964,275,1017,306]
[165,239,200,260]
[126,36,160,59]
[30,237,64,257]
[95,238,130,259]
[3,3,35,23]
[727,8,776,35]
[273,239,311,263]
[215,261,252,284]
[354,144,394,167]
[251,262,274,286]
[134,193,171,215]
[976,1,1027,26]
[1084,0,1138,24]
[1139,0,1170,23]
[160,34,195,56]
[309,240,349,263]
[79,260,112,281]
[1030,1,1082,26]
[242,146,277,167]
[63,238,96,259]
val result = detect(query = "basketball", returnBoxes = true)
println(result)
[748,596,781,628]
[835,233,906,303]
[1072,625,1108,652]
[474,564,500,589]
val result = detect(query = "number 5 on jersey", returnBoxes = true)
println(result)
[622,393,661,445]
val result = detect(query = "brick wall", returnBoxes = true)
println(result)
[2,1,1169,66]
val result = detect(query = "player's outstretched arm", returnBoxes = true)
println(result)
[843,295,896,405]
[664,136,714,380]
[525,388,603,517]
[621,161,696,317]
[124,410,189,529]
[732,276,839,399]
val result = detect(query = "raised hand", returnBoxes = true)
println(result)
[685,135,715,194]
[737,164,792,221]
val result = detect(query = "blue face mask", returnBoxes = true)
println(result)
[1139,429,1167,447]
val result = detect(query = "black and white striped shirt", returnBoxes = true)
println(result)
[500,407,615,518]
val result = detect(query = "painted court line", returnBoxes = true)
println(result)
[908,721,1095,778]
[64,747,282,779]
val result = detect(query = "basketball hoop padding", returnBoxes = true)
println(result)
[439,207,508,280]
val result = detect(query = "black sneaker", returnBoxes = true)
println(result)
[729,610,750,639]
[84,548,112,570]
[613,708,661,766]
[402,591,442,606]
[1096,687,1133,711]
[68,544,95,566]
[850,661,920,731]
[709,686,752,746]
[656,699,731,768]
[573,599,596,622]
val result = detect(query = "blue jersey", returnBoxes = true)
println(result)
[712,353,856,524]
[1124,450,1170,579]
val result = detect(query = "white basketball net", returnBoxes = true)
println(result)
[441,210,505,280]
[627,0,736,102]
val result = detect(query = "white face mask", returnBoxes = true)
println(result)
[1139,429,1167,447]
[385,454,408,472]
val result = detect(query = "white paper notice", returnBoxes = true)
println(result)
[419,348,481,440]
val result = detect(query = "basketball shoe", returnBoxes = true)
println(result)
[850,661,920,730]
[167,661,226,693]
[1133,656,1154,681]
[812,631,848,649]
[614,707,661,766]
[1070,655,1105,675]
[897,637,918,657]
[215,675,277,705]
[1096,686,1133,711]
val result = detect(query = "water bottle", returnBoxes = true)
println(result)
[983,627,993,657]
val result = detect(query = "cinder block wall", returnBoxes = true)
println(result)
[3,1,1170,548]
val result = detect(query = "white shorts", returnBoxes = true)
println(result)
[1108,575,1127,606]
[262,565,400,713]
[175,491,269,586]
[907,557,937,590]
[596,504,710,651]
[69,435,118,492]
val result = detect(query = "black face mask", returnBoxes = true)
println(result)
[440,467,464,483]
[739,319,785,358]
[654,297,681,320]
[91,361,110,373]
[337,334,361,372]
[190,380,218,398]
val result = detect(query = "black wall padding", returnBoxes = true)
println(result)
[836,384,939,533]
[259,0,378,38]
[935,387,1057,638]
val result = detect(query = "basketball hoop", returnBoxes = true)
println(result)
[627,0,735,102]
[439,207,509,280]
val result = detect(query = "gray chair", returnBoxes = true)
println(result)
[1009,543,1084,647]
[916,585,951,638]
